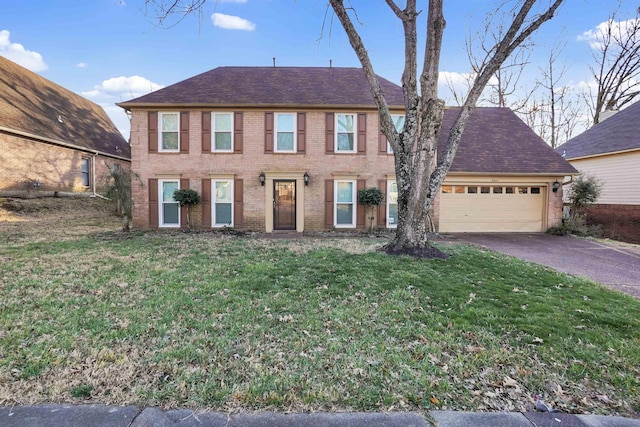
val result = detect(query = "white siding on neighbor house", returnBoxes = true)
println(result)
[569,150,640,205]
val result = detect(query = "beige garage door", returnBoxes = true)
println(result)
[439,184,545,232]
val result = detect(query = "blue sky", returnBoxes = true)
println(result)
[1,0,638,137]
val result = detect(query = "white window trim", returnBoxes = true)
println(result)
[159,179,181,228]
[212,112,234,153]
[335,113,357,153]
[334,180,356,228]
[212,179,234,227]
[387,179,398,229]
[274,112,297,153]
[159,112,180,153]
[387,114,405,154]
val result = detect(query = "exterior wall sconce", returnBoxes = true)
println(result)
[259,172,266,186]
[552,180,561,193]
[303,172,310,186]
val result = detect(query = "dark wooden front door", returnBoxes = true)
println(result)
[274,180,296,230]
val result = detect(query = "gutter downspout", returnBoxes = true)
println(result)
[90,152,110,200]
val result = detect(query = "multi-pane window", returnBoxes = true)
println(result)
[335,180,356,227]
[275,113,296,152]
[387,180,398,228]
[336,114,356,152]
[160,180,180,227]
[387,115,406,153]
[213,180,234,227]
[159,112,179,152]
[213,113,233,152]
[81,157,90,187]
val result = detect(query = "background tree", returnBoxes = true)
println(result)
[524,43,581,148]
[582,7,640,124]
[101,164,140,232]
[462,15,538,115]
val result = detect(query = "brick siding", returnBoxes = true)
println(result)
[1,131,130,193]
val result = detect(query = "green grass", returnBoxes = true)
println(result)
[0,232,638,415]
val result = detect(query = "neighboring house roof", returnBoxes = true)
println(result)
[443,107,578,175]
[0,55,130,160]
[556,100,640,159]
[117,66,406,108]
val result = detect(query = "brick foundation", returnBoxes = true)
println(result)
[585,204,640,244]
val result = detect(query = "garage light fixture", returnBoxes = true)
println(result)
[303,172,310,186]
[552,180,560,193]
[259,172,266,186]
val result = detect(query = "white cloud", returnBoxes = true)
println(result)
[0,29,47,72]
[577,18,640,49]
[76,62,87,68]
[83,75,164,99]
[211,13,256,31]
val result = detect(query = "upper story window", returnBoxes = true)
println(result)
[275,113,296,152]
[159,112,180,152]
[213,113,234,152]
[336,113,356,152]
[387,114,405,154]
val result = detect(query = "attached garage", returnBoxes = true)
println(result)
[438,183,546,232]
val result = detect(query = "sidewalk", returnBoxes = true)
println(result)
[1,405,639,427]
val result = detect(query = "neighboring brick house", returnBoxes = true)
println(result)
[556,101,640,243]
[118,66,576,233]
[0,55,130,194]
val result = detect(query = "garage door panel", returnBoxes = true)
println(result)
[440,185,544,232]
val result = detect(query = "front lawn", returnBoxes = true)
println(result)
[0,199,638,415]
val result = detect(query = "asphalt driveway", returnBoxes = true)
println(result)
[450,233,640,298]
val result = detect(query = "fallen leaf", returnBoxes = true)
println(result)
[503,376,518,387]
[596,394,611,403]
[430,396,440,405]
[532,337,544,344]
[466,345,484,353]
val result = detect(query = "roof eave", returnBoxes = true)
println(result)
[564,146,640,161]
[446,171,580,176]
[116,102,405,111]
[0,126,131,162]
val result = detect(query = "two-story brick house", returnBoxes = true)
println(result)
[117,66,577,233]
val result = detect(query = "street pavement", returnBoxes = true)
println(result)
[1,405,639,426]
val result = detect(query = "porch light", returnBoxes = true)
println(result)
[552,180,560,193]
[303,172,310,186]
[259,172,266,186]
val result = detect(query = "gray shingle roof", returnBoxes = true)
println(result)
[118,65,575,175]
[443,107,578,175]
[0,55,130,159]
[556,100,640,159]
[118,66,405,108]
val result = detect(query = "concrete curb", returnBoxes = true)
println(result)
[0,405,639,427]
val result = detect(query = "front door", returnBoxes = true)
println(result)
[274,180,296,230]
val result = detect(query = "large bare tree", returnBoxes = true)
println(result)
[583,8,640,124]
[145,0,565,257]
[328,0,563,256]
